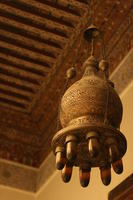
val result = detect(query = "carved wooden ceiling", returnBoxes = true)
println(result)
[0,0,133,169]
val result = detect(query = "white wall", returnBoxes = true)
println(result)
[37,80,133,200]
[0,185,35,200]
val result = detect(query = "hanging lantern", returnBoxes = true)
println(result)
[51,17,127,187]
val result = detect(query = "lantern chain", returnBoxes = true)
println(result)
[88,0,94,25]
[100,33,106,60]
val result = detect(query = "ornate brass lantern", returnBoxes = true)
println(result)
[51,24,127,187]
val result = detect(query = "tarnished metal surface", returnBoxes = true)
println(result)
[52,56,127,169]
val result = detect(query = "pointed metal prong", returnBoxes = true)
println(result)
[86,132,100,158]
[109,144,119,163]
[66,135,77,162]
[61,162,73,183]
[79,167,91,187]
[112,159,123,174]
[55,147,66,170]
[88,137,100,157]
[100,166,111,186]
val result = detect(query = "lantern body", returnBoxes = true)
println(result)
[60,60,122,130]
[52,57,126,169]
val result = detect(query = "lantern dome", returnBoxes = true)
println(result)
[60,56,122,130]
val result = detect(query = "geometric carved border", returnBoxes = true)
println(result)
[110,48,133,95]
[0,153,55,193]
[0,158,38,192]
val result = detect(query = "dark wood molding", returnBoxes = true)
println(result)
[108,174,133,200]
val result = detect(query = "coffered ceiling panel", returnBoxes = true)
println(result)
[0,0,89,112]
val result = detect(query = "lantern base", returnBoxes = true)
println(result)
[52,121,127,168]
